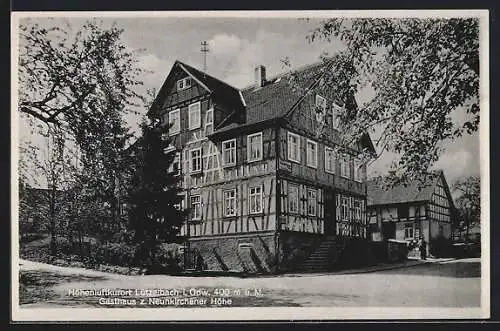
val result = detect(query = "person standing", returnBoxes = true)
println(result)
[419,237,427,260]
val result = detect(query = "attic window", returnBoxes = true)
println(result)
[177,77,192,91]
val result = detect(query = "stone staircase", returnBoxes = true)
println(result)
[300,236,345,272]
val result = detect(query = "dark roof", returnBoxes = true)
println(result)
[367,171,443,206]
[149,59,375,152]
[212,61,327,134]
[179,61,244,111]
[147,60,245,117]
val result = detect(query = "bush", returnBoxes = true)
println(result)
[19,233,46,244]
[430,235,453,258]
[86,242,138,268]
[152,243,183,273]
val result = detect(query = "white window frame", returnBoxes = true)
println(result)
[204,108,214,135]
[340,153,350,179]
[188,101,201,130]
[307,189,317,217]
[341,196,350,220]
[168,109,180,135]
[249,186,263,214]
[247,132,263,162]
[354,199,362,221]
[177,77,192,91]
[190,148,202,173]
[404,223,414,240]
[222,138,236,166]
[223,189,237,217]
[288,184,299,214]
[190,195,202,221]
[287,132,301,163]
[325,147,335,174]
[332,102,342,129]
[306,139,318,168]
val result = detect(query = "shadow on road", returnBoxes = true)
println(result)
[380,260,481,278]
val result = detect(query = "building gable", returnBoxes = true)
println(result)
[148,62,211,120]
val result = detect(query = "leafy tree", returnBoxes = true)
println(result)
[18,128,75,255]
[18,18,144,128]
[452,176,480,242]
[18,18,144,245]
[126,120,186,270]
[296,18,479,185]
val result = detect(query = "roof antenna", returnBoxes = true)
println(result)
[201,41,209,74]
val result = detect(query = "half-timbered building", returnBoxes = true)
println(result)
[367,170,456,256]
[147,60,376,273]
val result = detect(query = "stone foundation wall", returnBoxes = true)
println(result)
[188,232,277,273]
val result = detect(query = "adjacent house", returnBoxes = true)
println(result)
[147,60,376,273]
[366,170,456,256]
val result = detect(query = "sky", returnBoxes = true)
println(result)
[17,15,481,186]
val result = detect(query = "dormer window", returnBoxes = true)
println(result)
[177,77,192,91]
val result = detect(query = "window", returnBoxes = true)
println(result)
[190,148,202,173]
[247,132,263,162]
[306,140,318,168]
[249,186,263,214]
[287,132,300,163]
[315,94,327,123]
[307,189,317,216]
[340,153,350,178]
[353,158,363,182]
[177,77,192,91]
[325,147,335,174]
[341,196,350,220]
[205,108,214,135]
[188,102,201,130]
[332,102,342,129]
[222,139,236,166]
[168,109,180,135]
[168,152,181,176]
[190,195,202,220]
[354,199,362,221]
[174,193,184,211]
[404,223,414,239]
[288,184,299,213]
[223,189,237,217]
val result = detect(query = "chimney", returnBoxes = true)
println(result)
[254,65,266,88]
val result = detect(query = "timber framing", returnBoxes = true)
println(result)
[146,59,375,272]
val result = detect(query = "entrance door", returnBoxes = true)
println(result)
[324,190,335,235]
[382,221,396,240]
